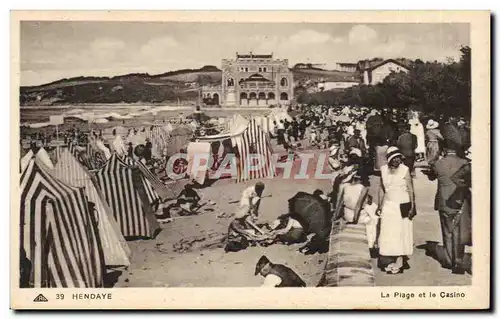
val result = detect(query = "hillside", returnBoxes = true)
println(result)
[20,66,222,106]
[20,65,360,106]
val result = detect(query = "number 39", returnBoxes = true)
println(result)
[56,294,64,300]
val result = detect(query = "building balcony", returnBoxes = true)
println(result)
[239,83,276,90]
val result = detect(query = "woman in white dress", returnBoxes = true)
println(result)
[409,115,426,162]
[377,146,416,274]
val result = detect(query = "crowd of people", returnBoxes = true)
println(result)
[20,104,473,287]
[223,104,472,286]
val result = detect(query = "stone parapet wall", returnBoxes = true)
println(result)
[318,220,375,287]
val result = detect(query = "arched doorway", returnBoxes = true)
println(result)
[268,92,275,100]
[212,93,219,105]
[258,92,267,106]
[249,92,257,106]
[240,92,248,105]
[280,92,289,100]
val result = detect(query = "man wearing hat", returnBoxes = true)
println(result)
[347,129,367,156]
[255,255,306,287]
[441,117,463,153]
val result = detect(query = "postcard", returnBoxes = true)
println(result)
[10,10,490,310]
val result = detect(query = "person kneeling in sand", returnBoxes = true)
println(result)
[176,182,201,214]
[225,209,271,253]
[266,214,307,245]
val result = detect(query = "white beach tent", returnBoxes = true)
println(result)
[20,147,54,172]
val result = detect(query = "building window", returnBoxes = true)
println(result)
[227,78,234,87]
[245,67,248,72]
[280,77,288,87]
[258,67,262,72]
[249,92,257,100]
[268,92,275,100]
[280,92,288,101]
[263,67,267,72]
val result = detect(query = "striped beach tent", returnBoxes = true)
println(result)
[20,156,105,288]
[68,143,95,171]
[94,154,160,239]
[117,156,162,206]
[145,126,170,158]
[232,118,275,182]
[53,148,131,267]
[252,115,272,135]
[86,139,108,169]
[196,116,275,183]
[134,159,176,200]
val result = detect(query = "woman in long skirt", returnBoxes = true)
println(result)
[425,120,444,165]
[409,116,426,161]
[377,146,416,274]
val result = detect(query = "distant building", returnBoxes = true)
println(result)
[202,52,294,107]
[317,62,358,73]
[357,59,410,85]
[201,84,222,106]
[318,81,359,91]
[314,71,360,92]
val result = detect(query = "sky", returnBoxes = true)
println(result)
[20,22,469,86]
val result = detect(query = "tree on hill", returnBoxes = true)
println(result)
[297,47,471,119]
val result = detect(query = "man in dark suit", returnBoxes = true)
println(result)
[397,124,418,174]
[346,129,366,156]
[426,146,468,274]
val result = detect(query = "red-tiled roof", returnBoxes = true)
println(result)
[358,59,411,71]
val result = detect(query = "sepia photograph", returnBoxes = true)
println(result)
[10,11,490,310]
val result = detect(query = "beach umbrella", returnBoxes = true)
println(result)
[287,192,331,236]
[134,144,146,158]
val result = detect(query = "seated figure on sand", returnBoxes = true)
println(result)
[176,182,202,214]
[265,213,307,245]
[224,208,272,253]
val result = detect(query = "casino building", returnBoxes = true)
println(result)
[202,52,294,107]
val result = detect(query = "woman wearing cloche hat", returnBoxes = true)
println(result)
[377,146,416,274]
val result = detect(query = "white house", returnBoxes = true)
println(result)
[361,59,409,85]
[318,81,359,91]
